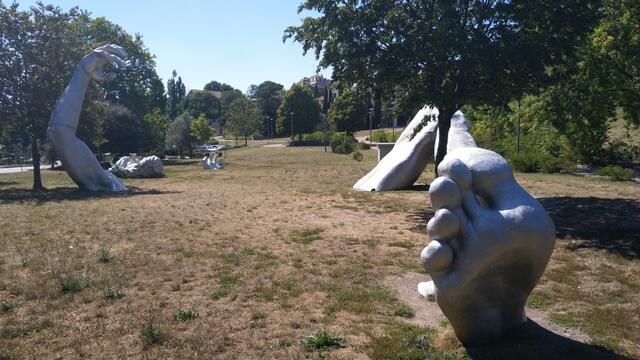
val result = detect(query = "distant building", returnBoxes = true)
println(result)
[297,74,339,111]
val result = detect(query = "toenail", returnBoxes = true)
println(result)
[439,158,472,190]
[420,240,453,273]
[430,177,461,209]
[427,209,460,240]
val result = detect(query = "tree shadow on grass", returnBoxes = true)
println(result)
[0,186,179,205]
[538,197,640,259]
[466,319,630,360]
[163,159,200,166]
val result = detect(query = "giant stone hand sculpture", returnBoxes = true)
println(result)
[420,147,556,344]
[353,106,438,191]
[47,45,128,192]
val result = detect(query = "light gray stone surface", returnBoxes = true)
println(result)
[353,106,438,191]
[109,155,163,178]
[419,147,556,345]
[47,45,128,191]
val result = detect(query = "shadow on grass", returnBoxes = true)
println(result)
[538,197,640,259]
[163,159,200,166]
[0,186,178,205]
[405,208,434,234]
[0,180,19,188]
[466,319,630,360]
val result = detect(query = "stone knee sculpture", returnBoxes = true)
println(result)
[420,147,556,344]
[353,106,438,191]
[47,44,128,192]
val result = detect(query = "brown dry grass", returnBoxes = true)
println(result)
[0,144,638,359]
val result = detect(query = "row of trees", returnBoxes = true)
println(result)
[285,0,640,167]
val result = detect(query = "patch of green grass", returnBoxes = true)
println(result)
[369,322,468,360]
[97,246,111,263]
[221,253,241,266]
[288,227,324,245]
[544,259,587,287]
[211,273,242,300]
[393,303,416,318]
[139,308,162,346]
[388,240,414,249]
[527,290,553,310]
[323,283,395,315]
[102,287,126,300]
[57,273,90,294]
[174,308,199,321]
[0,300,18,314]
[302,329,346,351]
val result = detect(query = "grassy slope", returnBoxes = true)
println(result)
[0,144,638,359]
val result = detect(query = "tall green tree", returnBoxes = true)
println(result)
[166,70,186,120]
[190,114,214,145]
[182,90,220,121]
[142,108,170,155]
[328,89,367,134]
[204,80,234,92]
[166,113,193,156]
[276,84,321,140]
[102,104,142,157]
[0,2,84,190]
[224,97,262,146]
[285,0,600,170]
[254,81,284,135]
[75,13,165,118]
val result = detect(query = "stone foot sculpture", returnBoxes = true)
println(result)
[420,147,555,345]
[47,45,128,192]
[353,106,438,191]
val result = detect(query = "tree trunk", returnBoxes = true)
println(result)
[434,106,457,177]
[244,136,248,146]
[373,90,382,129]
[31,135,43,191]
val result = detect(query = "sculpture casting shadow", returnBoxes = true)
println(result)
[465,319,631,360]
[538,196,640,259]
[0,186,178,205]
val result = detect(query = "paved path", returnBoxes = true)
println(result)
[0,166,33,174]
[262,144,287,148]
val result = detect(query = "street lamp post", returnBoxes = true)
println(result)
[267,116,271,144]
[290,111,294,141]
[369,108,373,141]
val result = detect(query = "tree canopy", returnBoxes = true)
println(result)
[253,81,285,135]
[190,114,215,145]
[181,90,220,121]
[285,0,600,168]
[328,89,367,134]
[276,84,321,140]
[224,97,262,145]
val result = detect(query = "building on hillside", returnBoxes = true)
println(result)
[298,74,339,112]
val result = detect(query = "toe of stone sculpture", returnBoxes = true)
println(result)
[353,106,439,191]
[420,147,556,345]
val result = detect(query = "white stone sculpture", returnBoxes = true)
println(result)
[109,155,164,178]
[201,148,225,170]
[47,45,128,191]
[353,106,439,191]
[419,147,556,344]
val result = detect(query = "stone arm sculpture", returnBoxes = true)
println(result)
[47,45,128,192]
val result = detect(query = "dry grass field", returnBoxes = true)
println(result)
[0,144,638,359]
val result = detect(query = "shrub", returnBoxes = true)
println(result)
[330,132,355,154]
[510,153,575,174]
[596,165,634,181]
[302,131,326,142]
[357,142,371,150]
[352,151,363,161]
[510,153,540,173]
[371,130,400,143]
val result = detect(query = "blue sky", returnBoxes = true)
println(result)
[30,0,332,93]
